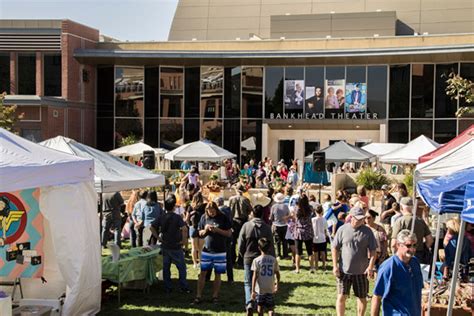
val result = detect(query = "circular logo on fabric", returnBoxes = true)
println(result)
[0,193,27,246]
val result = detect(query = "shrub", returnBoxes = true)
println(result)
[355,168,390,190]
[403,171,414,196]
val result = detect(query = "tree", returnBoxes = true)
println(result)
[445,73,474,117]
[0,92,24,132]
[119,133,139,147]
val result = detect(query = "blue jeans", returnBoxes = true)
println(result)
[101,212,121,248]
[129,217,137,247]
[244,263,254,306]
[162,248,189,291]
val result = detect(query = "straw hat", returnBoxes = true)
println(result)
[251,192,271,207]
[273,192,285,203]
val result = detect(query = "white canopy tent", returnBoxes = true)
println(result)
[164,140,237,162]
[0,128,101,315]
[379,135,439,164]
[109,142,155,158]
[241,137,257,151]
[361,142,405,157]
[40,136,165,193]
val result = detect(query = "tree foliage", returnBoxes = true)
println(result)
[0,92,24,132]
[355,168,390,190]
[119,133,139,147]
[445,73,474,117]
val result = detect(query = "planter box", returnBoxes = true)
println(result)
[423,303,471,316]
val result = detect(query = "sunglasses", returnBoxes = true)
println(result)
[401,243,417,249]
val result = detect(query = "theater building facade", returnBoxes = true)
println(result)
[1,0,473,164]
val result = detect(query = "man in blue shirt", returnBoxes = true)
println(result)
[371,229,424,316]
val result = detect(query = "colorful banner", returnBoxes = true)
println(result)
[345,82,367,113]
[284,80,305,109]
[324,79,345,110]
[0,188,44,278]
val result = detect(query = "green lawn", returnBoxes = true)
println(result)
[100,247,372,315]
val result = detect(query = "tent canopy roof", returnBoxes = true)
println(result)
[109,142,155,157]
[40,136,165,193]
[304,140,374,163]
[379,135,439,164]
[164,140,236,162]
[0,128,94,192]
[361,142,405,157]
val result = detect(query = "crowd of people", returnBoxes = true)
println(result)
[100,159,474,315]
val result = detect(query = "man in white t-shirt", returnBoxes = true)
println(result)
[311,203,329,272]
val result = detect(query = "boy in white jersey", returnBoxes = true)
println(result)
[251,237,280,316]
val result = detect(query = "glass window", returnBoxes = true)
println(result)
[224,67,241,119]
[160,118,183,150]
[389,65,410,118]
[18,53,36,95]
[305,67,324,116]
[21,129,42,143]
[367,66,387,118]
[184,118,200,144]
[201,97,222,120]
[201,119,222,147]
[160,67,183,93]
[329,140,342,145]
[160,95,183,118]
[115,118,144,147]
[185,67,200,118]
[325,67,345,118]
[145,67,159,118]
[304,141,320,157]
[242,67,263,118]
[460,63,474,109]
[201,66,223,95]
[241,119,262,164]
[411,64,434,118]
[435,64,458,118]
[97,118,114,151]
[388,120,409,143]
[346,66,366,82]
[265,67,284,118]
[115,67,144,118]
[223,119,241,164]
[434,120,456,144]
[326,67,345,80]
[410,120,432,140]
[0,53,10,94]
[144,118,159,148]
[44,54,61,96]
[97,66,114,118]
[459,119,474,134]
[284,67,304,115]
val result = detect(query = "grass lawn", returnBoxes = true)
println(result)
[100,246,373,315]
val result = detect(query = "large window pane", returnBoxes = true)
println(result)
[185,67,200,117]
[434,120,456,144]
[18,54,36,95]
[224,67,241,119]
[435,64,458,118]
[345,66,367,114]
[0,53,10,94]
[201,66,223,120]
[145,67,159,118]
[305,67,324,116]
[460,63,474,109]
[242,67,263,118]
[459,119,474,134]
[160,118,183,150]
[389,65,410,118]
[201,97,222,119]
[411,64,434,118]
[241,119,262,164]
[97,66,114,118]
[410,120,432,140]
[115,67,144,118]
[44,54,61,96]
[96,118,114,151]
[367,66,387,118]
[183,118,200,144]
[388,120,408,143]
[201,119,222,147]
[265,67,283,118]
[160,95,183,118]
[284,67,304,115]
[115,118,143,147]
[304,141,320,157]
[223,119,241,164]
[325,67,345,118]
[160,67,183,92]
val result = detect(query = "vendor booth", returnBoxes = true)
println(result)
[0,128,101,315]
[164,140,236,162]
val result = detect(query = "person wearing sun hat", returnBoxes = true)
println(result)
[229,182,253,266]
[270,192,290,259]
[251,192,272,224]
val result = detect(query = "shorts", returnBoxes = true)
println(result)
[336,272,369,298]
[189,226,199,238]
[200,251,227,274]
[287,239,295,246]
[312,242,327,253]
[295,239,313,256]
[256,293,275,309]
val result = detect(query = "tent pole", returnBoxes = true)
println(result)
[446,218,466,316]
[99,193,103,242]
[411,169,417,233]
[427,213,441,315]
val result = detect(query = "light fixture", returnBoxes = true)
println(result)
[191,38,197,41]
[355,125,360,129]
[326,35,332,39]
[235,37,241,40]
[373,34,379,37]
[422,32,429,35]
[330,11,335,14]
[288,125,292,128]
[376,9,382,12]
[280,36,285,40]
[285,13,291,16]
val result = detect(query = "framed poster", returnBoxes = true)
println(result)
[305,86,324,115]
[284,80,305,110]
[324,79,345,110]
[345,82,367,113]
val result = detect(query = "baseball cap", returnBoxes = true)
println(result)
[381,184,389,191]
[350,207,365,220]
[400,196,413,206]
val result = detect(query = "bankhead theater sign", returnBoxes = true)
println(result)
[269,112,379,120]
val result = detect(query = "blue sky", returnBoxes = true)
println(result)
[0,0,179,41]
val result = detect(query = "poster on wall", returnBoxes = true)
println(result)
[345,83,367,113]
[324,79,345,110]
[284,80,305,109]
[0,188,44,278]
[305,86,324,115]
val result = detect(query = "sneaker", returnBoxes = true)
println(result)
[246,302,254,315]
[309,268,316,274]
